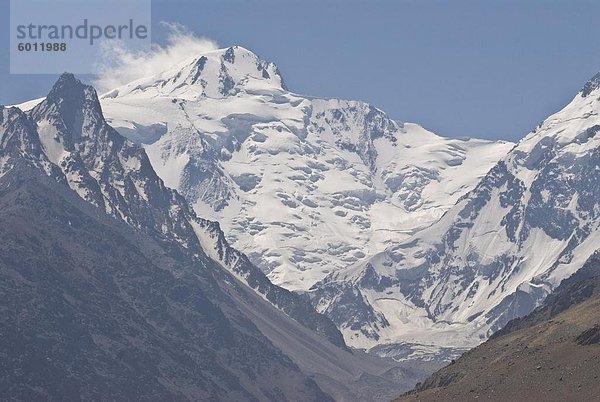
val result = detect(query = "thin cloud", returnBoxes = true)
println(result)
[93,22,218,92]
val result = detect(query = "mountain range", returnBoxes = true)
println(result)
[5,44,600,400]
[311,71,600,356]
[0,74,439,401]
[91,47,515,358]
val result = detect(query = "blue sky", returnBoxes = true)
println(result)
[1,0,599,141]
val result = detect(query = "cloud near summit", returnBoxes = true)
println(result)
[93,22,218,92]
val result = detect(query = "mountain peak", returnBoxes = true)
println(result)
[102,46,287,100]
[47,73,88,101]
[181,45,288,94]
[33,73,104,137]
[53,72,79,85]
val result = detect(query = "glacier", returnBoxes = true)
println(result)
[95,45,512,295]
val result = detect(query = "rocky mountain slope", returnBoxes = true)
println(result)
[311,72,600,354]
[95,46,512,293]
[0,163,329,401]
[396,255,600,401]
[0,75,437,400]
[15,73,344,349]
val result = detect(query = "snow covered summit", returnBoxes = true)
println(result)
[103,46,286,100]
[99,46,513,294]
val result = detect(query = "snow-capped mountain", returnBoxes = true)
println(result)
[96,46,512,292]
[1,74,442,399]
[311,72,600,354]
[10,72,345,348]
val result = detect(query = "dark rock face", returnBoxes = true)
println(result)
[310,263,393,341]
[581,71,600,97]
[312,281,389,340]
[0,107,63,181]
